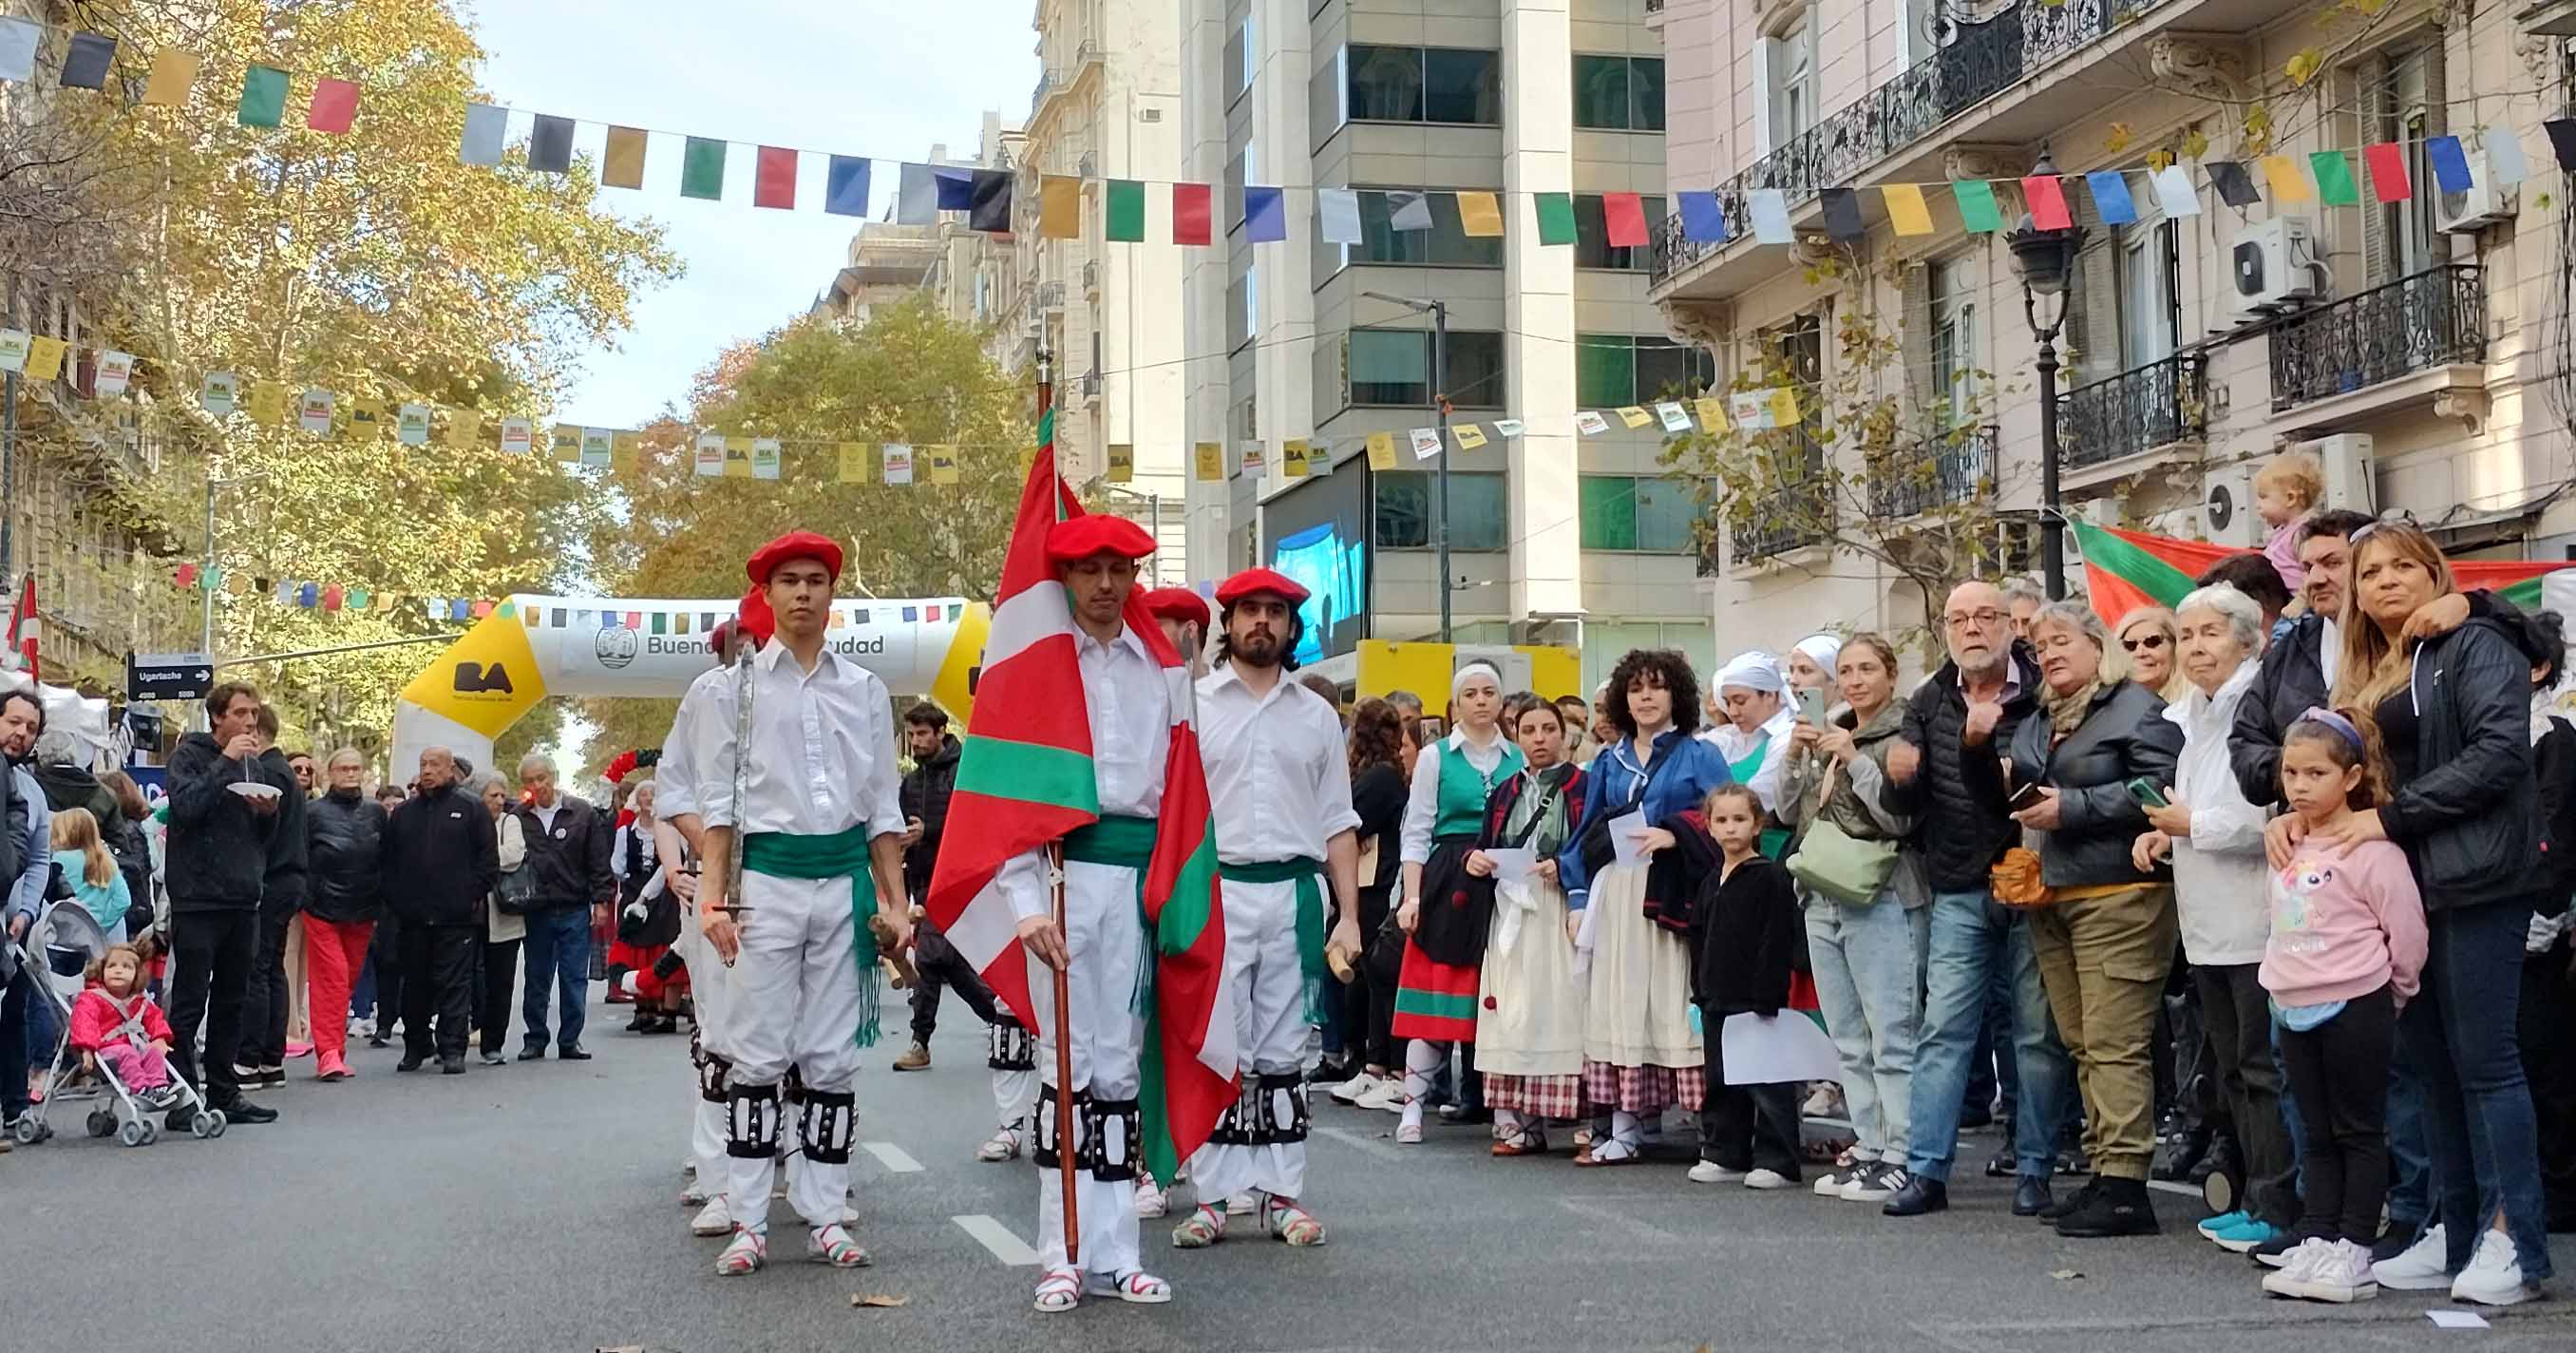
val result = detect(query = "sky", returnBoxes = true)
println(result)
[462,0,1039,428]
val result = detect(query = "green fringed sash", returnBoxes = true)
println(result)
[742,824,884,1049]
[1218,856,1327,1025]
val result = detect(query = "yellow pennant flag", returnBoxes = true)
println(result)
[23,335,66,383]
[1281,439,1309,478]
[926,446,960,485]
[1694,396,1728,430]
[1882,182,1935,237]
[1616,406,1653,429]
[723,436,753,477]
[142,49,200,106]
[1768,386,1801,425]
[836,441,871,484]
[1106,443,1133,483]
[552,423,583,462]
[350,397,386,432]
[445,408,483,449]
[1453,424,1488,449]
[1366,430,1397,470]
[247,380,288,425]
[1041,176,1082,240]
[612,429,643,471]
[1456,191,1505,238]
[2260,155,2313,202]
[1194,442,1224,482]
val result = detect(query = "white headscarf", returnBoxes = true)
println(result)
[1714,650,1784,695]
[1450,661,1503,699]
[1792,633,1843,675]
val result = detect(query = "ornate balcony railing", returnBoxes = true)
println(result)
[1869,424,1996,519]
[2268,264,2487,411]
[1731,476,1837,564]
[1653,0,2176,286]
[2056,352,2207,467]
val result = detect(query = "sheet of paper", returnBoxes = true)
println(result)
[2426,1309,2489,1329]
[1607,810,1651,867]
[1482,847,1536,887]
[1718,1012,1845,1085]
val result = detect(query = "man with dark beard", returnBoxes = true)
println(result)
[1171,569,1361,1250]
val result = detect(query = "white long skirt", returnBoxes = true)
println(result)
[1579,861,1700,1072]
[1474,878,1584,1078]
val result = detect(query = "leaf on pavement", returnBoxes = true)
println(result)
[2049,1268,2084,1282]
[852,1293,910,1308]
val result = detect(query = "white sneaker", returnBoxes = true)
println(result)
[2260,1237,2336,1298]
[1688,1160,1747,1185]
[2274,1238,2378,1304]
[1134,1179,1167,1219]
[1840,1162,1905,1203]
[976,1126,1025,1162]
[1225,1191,1258,1216]
[1811,1155,1863,1197]
[1354,1077,1406,1111]
[2450,1228,2540,1306]
[691,1196,733,1237]
[1744,1168,1794,1191]
[2370,1223,2451,1291]
[1327,1071,1377,1105]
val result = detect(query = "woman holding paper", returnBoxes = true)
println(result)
[1392,663,1525,1144]
[1563,649,1735,1167]
[1468,694,1590,1156]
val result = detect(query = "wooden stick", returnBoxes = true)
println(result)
[1050,842,1079,1266]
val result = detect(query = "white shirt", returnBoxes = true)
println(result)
[2319,615,2340,693]
[2164,660,2272,965]
[532,801,561,833]
[1704,705,1800,813]
[1197,662,1359,865]
[1400,725,1510,866]
[996,622,1172,920]
[652,665,733,822]
[688,639,904,840]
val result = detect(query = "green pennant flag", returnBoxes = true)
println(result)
[681,137,727,200]
[238,66,288,127]
[1533,192,1578,246]
[1951,180,2002,232]
[1105,180,1146,242]
[2308,149,2360,205]
[651,611,668,636]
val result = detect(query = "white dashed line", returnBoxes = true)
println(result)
[952,1213,1040,1266]
[1312,1122,1409,1162]
[862,1141,923,1172]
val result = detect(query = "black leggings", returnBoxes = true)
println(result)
[1349,886,1395,1070]
[2279,983,2397,1243]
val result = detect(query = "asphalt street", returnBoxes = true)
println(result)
[7,997,2572,1353]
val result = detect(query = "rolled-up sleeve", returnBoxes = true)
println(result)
[692,670,743,831]
[1398,746,1442,866]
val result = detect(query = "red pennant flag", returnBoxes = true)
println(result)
[7,574,37,681]
[1173,182,1212,246]
[322,584,344,612]
[2363,142,2411,202]
[308,78,359,134]
[471,600,495,619]
[754,146,796,210]
[624,609,643,629]
[175,562,199,589]
[2021,174,2072,230]
[1602,191,1648,248]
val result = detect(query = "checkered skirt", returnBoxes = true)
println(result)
[1483,1072,1583,1118]
[1580,1060,1706,1115]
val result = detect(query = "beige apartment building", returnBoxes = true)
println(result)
[1183,0,1719,683]
[1653,0,2576,647]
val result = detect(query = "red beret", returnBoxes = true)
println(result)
[1140,587,1212,628]
[1216,567,1310,607]
[710,584,774,654]
[1045,514,1156,567]
[747,530,843,585]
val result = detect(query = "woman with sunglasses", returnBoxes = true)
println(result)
[2116,608,2188,705]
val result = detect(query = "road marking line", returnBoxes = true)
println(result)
[1557,1197,1681,1243]
[1312,1122,1408,1162]
[862,1141,922,1172]
[953,1213,1040,1266]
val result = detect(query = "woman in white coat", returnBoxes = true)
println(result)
[479,773,529,1068]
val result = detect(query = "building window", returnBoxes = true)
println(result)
[1226,142,1256,231]
[1336,187,1506,268]
[1343,328,1507,410]
[1225,18,1255,109]
[1575,333,1714,408]
[1765,10,1818,150]
[1580,475,1706,552]
[1228,266,1257,352]
[1572,55,1665,131]
[1344,46,1502,125]
[1375,470,1507,550]
[1572,194,1668,270]
[2115,220,2177,370]
[1929,255,1976,426]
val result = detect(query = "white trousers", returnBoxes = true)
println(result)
[722,869,862,1236]
[677,924,736,1191]
[1025,857,1146,1277]
[995,1066,1036,1130]
[1186,873,1310,1202]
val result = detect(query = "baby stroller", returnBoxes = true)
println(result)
[7,903,225,1148]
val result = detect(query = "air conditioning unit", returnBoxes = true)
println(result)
[2294,432,2377,511]
[2435,168,2515,233]
[2231,216,2320,320]
[2202,459,2263,547]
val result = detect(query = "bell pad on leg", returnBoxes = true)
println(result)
[988,1020,1036,1071]
[1255,1072,1310,1144]
[1031,1082,1090,1170]
[799,1086,858,1165]
[726,1080,783,1160]
[1086,1096,1143,1181]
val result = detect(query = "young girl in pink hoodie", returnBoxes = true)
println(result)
[68,943,178,1105]
[2259,708,2427,1304]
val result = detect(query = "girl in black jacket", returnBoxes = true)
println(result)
[2284,521,2550,1302]
[1667,784,1804,1189]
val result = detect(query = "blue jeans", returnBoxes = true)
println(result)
[1804,895,1928,1161]
[2402,898,2552,1280]
[520,907,591,1052]
[1906,888,2074,1183]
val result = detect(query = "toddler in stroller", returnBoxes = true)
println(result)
[9,905,225,1147]
[71,943,177,1104]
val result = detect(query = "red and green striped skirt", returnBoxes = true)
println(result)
[1392,939,1482,1041]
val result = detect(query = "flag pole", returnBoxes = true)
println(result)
[1037,348,1079,1267]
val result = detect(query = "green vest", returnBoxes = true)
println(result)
[1433,735,1524,839]
[1722,732,1791,859]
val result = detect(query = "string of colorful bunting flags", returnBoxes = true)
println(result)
[166,563,514,624]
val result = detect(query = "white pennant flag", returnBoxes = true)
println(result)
[751,438,782,480]
[693,431,726,476]
[1749,189,1793,244]
[93,351,134,397]
[200,371,238,414]
[1388,191,1434,232]
[882,442,915,485]
[2483,125,2529,187]
[1409,427,1443,459]
[500,417,535,454]
[1653,401,1692,433]
[1318,188,1362,245]
[2150,164,2201,218]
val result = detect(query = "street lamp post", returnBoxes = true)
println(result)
[2005,147,2087,600]
[1360,290,1452,642]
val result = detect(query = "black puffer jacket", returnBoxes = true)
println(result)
[1890,644,2045,892]
[382,780,499,926]
[512,792,614,911]
[899,734,960,901]
[2377,618,2538,912]
[305,787,387,924]
[163,732,277,912]
[2001,679,2184,889]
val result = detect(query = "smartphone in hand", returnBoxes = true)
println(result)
[2007,780,2049,812]
[2124,777,2169,809]
[1798,687,1829,727]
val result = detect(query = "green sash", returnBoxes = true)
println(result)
[1219,856,1326,1024]
[1061,814,1159,1015]
[742,824,884,1049]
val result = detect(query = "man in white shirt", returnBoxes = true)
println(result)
[692,532,914,1277]
[997,514,1177,1311]
[1172,569,1361,1251]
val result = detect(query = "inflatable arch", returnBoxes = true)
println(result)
[390,593,988,788]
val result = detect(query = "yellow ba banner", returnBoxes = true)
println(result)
[723,436,754,477]
[247,380,288,426]
[1193,442,1223,482]
[836,441,871,484]
[1281,439,1309,478]
[611,429,643,470]
[1366,431,1397,470]
[446,409,483,449]
[1452,424,1488,450]
[397,609,545,738]
[1106,443,1133,483]
[927,446,960,485]
[551,423,583,462]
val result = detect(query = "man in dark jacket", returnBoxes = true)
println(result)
[382,746,497,1073]
[161,682,282,1125]
[303,749,386,1079]
[893,703,992,1072]
[1878,581,2072,1219]
[235,707,309,1090]
[1,688,53,1134]
[511,753,614,1061]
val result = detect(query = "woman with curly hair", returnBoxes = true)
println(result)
[1563,649,1734,1166]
